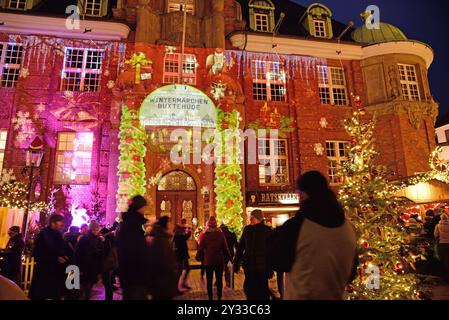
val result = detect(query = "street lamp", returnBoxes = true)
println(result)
[22,137,44,241]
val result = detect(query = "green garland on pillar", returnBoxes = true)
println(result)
[214,108,243,236]
[116,105,147,213]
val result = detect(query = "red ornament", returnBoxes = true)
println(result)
[230,174,238,181]
[362,241,369,249]
[372,206,379,212]
[133,155,141,162]
[226,200,233,208]
[362,206,368,212]
[125,137,133,144]
[221,121,229,129]
[132,119,140,127]
[371,170,378,177]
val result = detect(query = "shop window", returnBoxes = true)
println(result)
[167,0,195,15]
[0,130,7,173]
[61,48,103,92]
[163,53,197,85]
[258,138,289,186]
[398,64,421,101]
[251,60,286,102]
[54,132,93,185]
[249,0,275,33]
[326,141,349,185]
[0,43,23,88]
[317,66,348,106]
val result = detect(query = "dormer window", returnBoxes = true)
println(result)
[168,0,195,15]
[78,0,109,17]
[301,3,334,39]
[7,0,27,10]
[249,0,275,33]
[234,1,242,21]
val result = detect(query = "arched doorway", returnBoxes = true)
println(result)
[156,170,197,225]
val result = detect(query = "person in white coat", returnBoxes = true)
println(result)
[284,171,357,300]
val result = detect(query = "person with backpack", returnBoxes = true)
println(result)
[280,171,357,300]
[234,210,273,300]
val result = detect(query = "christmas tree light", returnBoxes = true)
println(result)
[339,97,426,300]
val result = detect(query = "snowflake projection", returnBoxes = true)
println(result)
[107,80,115,89]
[314,143,325,156]
[19,68,30,78]
[12,111,36,145]
[211,82,227,101]
[36,103,46,114]
[165,46,177,54]
[104,69,111,76]
[0,169,16,185]
[159,158,171,173]
[200,186,210,197]
[320,117,328,128]
[148,171,163,187]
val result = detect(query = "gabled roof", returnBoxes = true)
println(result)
[235,0,355,42]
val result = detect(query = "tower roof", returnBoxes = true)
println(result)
[352,22,408,44]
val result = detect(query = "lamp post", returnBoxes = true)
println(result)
[22,137,44,242]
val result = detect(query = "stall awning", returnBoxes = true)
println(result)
[395,179,449,204]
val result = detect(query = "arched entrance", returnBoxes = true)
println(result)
[156,170,197,225]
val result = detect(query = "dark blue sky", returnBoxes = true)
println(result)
[292,0,449,120]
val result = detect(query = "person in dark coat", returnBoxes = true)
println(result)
[1,226,24,285]
[74,221,104,300]
[173,219,192,292]
[29,214,68,300]
[100,227,118,300]
[197,216,231,300]
[234,210,273,301]
[63,226,81,263]
[220,223,238,288]
[147,216,178,300]
[116,195,150,300]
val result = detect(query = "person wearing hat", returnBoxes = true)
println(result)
[29,214,68,300]
[0,226,24,285]
[435,213,449,282]
[74,220,104,300]
[147,216,178,300]
[234,210,273,300]
[197,216,231,300]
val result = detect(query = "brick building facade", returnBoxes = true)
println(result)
[0,0,439,227]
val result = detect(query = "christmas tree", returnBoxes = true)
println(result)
[339,97,425,300]
[214,108,244,236]
[116,105,147,213]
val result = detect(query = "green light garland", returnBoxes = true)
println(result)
[116,105,147,213]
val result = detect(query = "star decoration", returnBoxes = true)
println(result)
[314,143,325,156]
[36,103,46,113]
[19,68,29,78]
[107,80,115,89]
[320,117,328,128]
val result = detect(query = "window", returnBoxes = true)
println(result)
[313,19,327,38]
[445,130,449,143]
[163,53,197,85]
[249,0,275,32]
[167,0,195,15]
[254,13,270,32]
[0,43,23,88]
[251,60,286,101]
[8,0,27,10]
[54,132,93,184]
[326,141,349,184]
[398,64,421,101]
[61,48,103,92]
[258,139,289,185]
[0,130,7,173]
[317,66,348,106]
[83,0,102,17]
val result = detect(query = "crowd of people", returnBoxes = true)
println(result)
[1,171,449,300]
